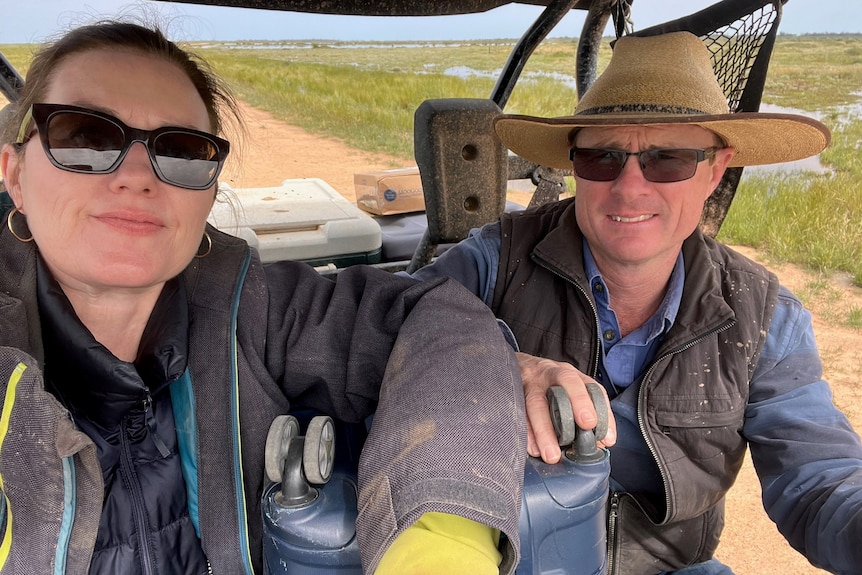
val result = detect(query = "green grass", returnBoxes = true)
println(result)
[199,38,601,159]
[761,35,862,110]
[0,44,35,77]
[3,35,862,301]
[848,305,862,329]
[717,98,862,291]
[203,51,498,158]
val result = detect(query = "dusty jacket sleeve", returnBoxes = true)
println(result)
[262,261,527,574]
[745,286,862,573]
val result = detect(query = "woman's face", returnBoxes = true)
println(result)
[1,48,217,295]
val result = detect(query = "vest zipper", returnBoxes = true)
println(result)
[635,318,736,527]
[607,492,620,574]
[119,413,157,575]
[534,254,620,573]
[533,254,603,377]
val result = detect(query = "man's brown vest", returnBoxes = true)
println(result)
[493,198,780,574]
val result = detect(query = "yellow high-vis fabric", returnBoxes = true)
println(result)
[0,363,27,570]
[375,512,502,575]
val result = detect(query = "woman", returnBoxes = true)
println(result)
[0,21,525,575]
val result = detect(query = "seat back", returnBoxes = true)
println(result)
[408,99,508,273]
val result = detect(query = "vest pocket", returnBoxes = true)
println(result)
[653,408,745,462]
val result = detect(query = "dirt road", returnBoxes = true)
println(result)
[227,102,862,575]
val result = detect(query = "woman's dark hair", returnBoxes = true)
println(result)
[1,20,243,147]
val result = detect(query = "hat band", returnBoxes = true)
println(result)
[578,103,710,116]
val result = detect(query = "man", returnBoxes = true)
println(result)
[410,31,862,574]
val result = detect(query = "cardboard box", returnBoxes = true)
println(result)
[354,167,425,215]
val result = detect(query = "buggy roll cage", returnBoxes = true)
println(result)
[0,0,788,271]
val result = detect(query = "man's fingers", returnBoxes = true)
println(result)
[565,379,598,432]
[517,351,618,457]
[519,352,591,463]
[525,417,541,459]
[525,387,562,463]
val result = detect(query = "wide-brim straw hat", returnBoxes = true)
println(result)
[494,31,830,170]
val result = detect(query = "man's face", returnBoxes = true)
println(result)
[573,125,735,274]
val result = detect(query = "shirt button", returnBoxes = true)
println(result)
[603,329,616,341]
[593,283,604,293]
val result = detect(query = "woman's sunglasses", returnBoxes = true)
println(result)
[569,147,721,183]
[16,103,230,190]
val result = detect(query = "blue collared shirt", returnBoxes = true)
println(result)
[582,238,683,394]
[583,239,684,495]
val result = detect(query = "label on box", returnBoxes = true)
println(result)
[355,167,425,215]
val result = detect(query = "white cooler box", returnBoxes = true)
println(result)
[209,178,382,268]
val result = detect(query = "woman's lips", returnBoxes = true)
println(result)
[93,211,165,234]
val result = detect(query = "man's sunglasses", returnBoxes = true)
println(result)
[569,147,721,183]
[16,103,230,190]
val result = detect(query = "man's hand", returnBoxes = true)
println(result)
[516,352,616,464]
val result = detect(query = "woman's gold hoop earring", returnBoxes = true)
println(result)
[6,207,34,243]
[195,231,212,258]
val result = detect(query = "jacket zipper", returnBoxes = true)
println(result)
[534,255,619,574]
[604,321,735,575]
[119,395,159,575]
[228,247,256,575]
[143,387,171,458]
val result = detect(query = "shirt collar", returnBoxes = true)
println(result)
[583,238,684,340]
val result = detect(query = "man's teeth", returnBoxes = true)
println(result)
[610,214,653,223]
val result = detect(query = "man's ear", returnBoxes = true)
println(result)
[0,144,24,209]
[706,147,736,196]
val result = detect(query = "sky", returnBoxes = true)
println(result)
[1,0,859,44]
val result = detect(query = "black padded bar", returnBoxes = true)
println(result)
[489,0,579,108]
[0,53,24,103]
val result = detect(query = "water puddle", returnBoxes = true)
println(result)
[441,65,578,89]
[746,103,848,175]
[442,65,499,80]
